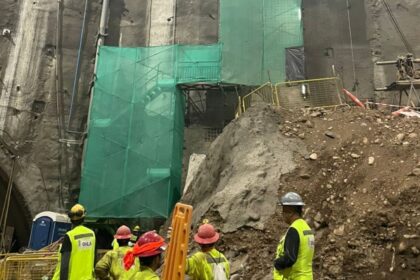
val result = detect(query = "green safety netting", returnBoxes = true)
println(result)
[80,45,221,218]
[80,0,303,219]
[220,0,303,84]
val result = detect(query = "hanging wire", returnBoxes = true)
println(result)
[346,0,358,93]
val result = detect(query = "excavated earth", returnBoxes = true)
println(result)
[181,104,420,279]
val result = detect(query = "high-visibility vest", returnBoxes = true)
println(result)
[67,225,96,280]
[273,219,315,280]
[52,245,62,280]
[131,266,159,279]
[185,248,230,280]
[95,246,139,280]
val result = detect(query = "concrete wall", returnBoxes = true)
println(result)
[366,0,420,102]
[175,0,219,44]
[303,0,372,99]
[303,0,420,100]
[0,0,101,248]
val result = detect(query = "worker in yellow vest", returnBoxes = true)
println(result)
[95,225,139,279]
[129,225,141,246]
[273,192,315,280]
[185,222,230,280]
[53,204,96,280]
[123,231,167,279]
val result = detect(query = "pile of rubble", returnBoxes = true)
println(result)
[182,105,420,279]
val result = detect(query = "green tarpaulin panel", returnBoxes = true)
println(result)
[80,45,221,219]
[220,0,303,84]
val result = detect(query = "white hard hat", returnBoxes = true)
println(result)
[280,192,305,206]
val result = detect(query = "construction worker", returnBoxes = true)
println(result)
[129,225,141,246]
[95,225,139,279]
[123,231,167,279]
[273,192,315,280]
[53,204,96,280]
[185,222,230,279]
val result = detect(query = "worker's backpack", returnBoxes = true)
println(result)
[208,253,228,280]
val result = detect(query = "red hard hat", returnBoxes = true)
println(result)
[114,225,132,240]
[124,231,167,270]
[136,231,167,257]
[194,223,220,245]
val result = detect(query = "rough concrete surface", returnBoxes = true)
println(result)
[304,0,420,101]
[107,0,152,47]
[303,0,372,99]
[149,0,176,46]
[0,0,101,247]
[366,0,420,102]
[175,0,219,44]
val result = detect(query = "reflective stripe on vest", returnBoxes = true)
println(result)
[273,219,315,280]
[67,225,96,280]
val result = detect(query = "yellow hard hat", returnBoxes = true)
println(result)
[133,225,140,231]
[68,204,86,220]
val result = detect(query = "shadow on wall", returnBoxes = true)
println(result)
[0,168,31,252]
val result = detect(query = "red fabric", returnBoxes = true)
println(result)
[123,240,165,270]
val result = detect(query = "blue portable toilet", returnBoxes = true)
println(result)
[28,211,72,250]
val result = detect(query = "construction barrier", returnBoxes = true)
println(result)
[275,77,342,109]
[162,203,193,280]
[239,83,278,116]
[0,253,58,280]
[237,77,343,116]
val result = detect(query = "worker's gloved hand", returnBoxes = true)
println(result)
[166,227,173,240]
[274,258,282,271]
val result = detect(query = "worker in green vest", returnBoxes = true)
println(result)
[129,225,141,247]
[53,204,96,280]
[185,222,230,280]
[123,231,167,279]
[95,225,139,279]
[273,192,315,280]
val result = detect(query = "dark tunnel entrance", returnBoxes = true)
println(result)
[0,170,31,252]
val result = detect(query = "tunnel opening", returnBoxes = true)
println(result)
[0,168,31,252]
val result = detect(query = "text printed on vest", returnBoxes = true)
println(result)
[77,239,93,250]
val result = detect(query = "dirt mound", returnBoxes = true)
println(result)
[183,106,306,233]
[183,105,420,279]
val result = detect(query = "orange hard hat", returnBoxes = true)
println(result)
[114,225,132,240]
[194,223,220,245]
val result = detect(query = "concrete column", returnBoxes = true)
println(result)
[149,0,176,46]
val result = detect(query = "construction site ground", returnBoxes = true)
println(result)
[182,104,420,279]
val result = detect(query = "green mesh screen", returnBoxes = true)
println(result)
[80,0,303,219]
[80,45,221,218]
[220,0,303,84]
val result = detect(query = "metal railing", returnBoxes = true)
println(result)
[237,83,278,116]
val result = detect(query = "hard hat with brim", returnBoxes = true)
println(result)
[194,223,220,245]
[68,204,86,220]
[114,225,132,240]
[136,231,167,257]
[124,231,167,270]
[279,192,305,206]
